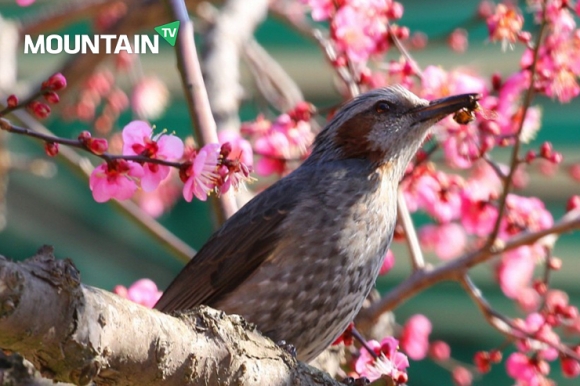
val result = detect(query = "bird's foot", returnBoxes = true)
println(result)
[342,376,370,386]
[276,340,297,358]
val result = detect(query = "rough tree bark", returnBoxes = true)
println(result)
[0,246,344,386]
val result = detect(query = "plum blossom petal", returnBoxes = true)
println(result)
[355,337,409,382]
[122,120,152,155]
[419,223,466,260]
[183,144,220,202]
[157,134,185,160]
[89,161,143,203]
[121,120,183,192]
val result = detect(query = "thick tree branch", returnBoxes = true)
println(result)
[199,0,269,133]
[0,247,343,386]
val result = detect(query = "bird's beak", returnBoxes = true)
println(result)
[413,93,481,123]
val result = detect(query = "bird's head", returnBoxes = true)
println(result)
[310,85,480,178]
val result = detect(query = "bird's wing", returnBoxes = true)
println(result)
[154,170,306,313]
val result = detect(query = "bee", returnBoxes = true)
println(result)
[453,107,476,124]
[452,100,493,124]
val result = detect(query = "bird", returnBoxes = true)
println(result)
[155,86,479,362]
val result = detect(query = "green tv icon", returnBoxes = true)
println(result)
[155,21,180,46]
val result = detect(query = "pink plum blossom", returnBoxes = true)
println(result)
[448,28,468,53]
[217,145,253,195]
[131,76,170,120]
[460,179,499,237]
[400,314,432,360]
[254,131,291,176]
[89,160,144,203]
[329,0,403,66]
[452,366,473,386]
[332,5,378,64]
[562,356,580,378]
[244,106,314,176]
[421,66,488,100]
[419,222,466,260]
[354,337,409,382]
[135,169,182,218]
[516,287,541,313]
[499,195,553,239]
[497,246,537,299]
[414,171,464,223]
[182,143,221,202]
[506,353,545,386]
[300,0,335,21]
[122,121,184,192]
[16,0,35,6]
[114,278,162,308]
[429,340,451,361]
[218,129,254,167]
[486,3,524,49]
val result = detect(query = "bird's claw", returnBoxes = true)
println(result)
[342,376,370,386]
[276,340,297,358]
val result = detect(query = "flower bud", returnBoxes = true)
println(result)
[42,73,67,91]
[429,340,451,361]
[491,73,502,91]
[43,91,60,104]
[525,150,536,163]
[78,130,92,141]
[7,94,18,108]
[549,152,563,164]
[45,142,59,157]
[567,195,580,212]
[28,101,51,119]
[87,137,109,155]
[539,142,552,158]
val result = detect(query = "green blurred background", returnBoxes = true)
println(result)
[0,0,579,384]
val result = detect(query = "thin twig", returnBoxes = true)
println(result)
[166,0,238,224]
[483,155,508,180]
[396,190,425,271]
[5,107,196,263]
[460,275,580,362]
[0,120,183,168]
[311,29,360,99]
[386,23,423,77]
[357,209,580,326]
[487,5,548,246]
[351,326,379,360]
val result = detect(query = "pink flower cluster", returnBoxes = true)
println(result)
[90,121,183,202]
[180,139,253,202]
[354,336,409,383]
[522,4,580,102]
[241,102,314,176]
[301,0,404,66]
[400,314,431,361]
[89,121,253,203]
[505,302,580,385]
[486,3,525,49]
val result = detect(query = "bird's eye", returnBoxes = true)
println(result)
[374,101,393,114]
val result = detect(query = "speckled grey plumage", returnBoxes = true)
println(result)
[155,86,477,362]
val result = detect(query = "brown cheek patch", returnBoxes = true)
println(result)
[333,113,385,164]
